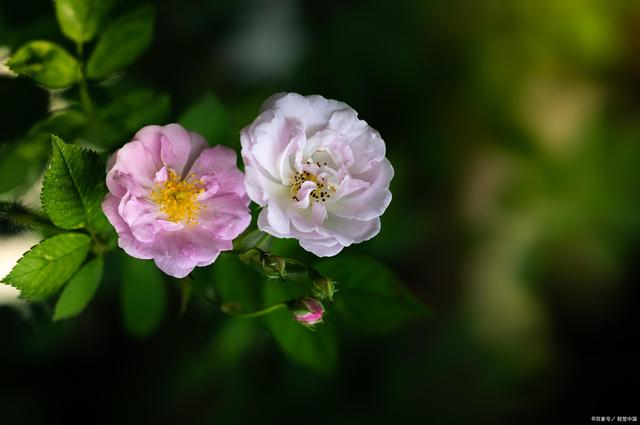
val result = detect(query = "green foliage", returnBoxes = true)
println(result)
[316,256,428,334]
[179,94,230,146]
[30,110,87,142]
[87,5,154,80]
[0,141,47,194]
[211,254,261,311]
[98,87,170,146]
[2,233,91,300]
[263,282,337,374]
[7,41,80,89]
[0,111,88,195]
[211,318,260,368]
[54,0,113,43]
[121,257,167,337]
[41,135,111,234]
[53,256,103,320]
[0,201,55,233]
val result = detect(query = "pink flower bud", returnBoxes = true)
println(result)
[289,297,324,328]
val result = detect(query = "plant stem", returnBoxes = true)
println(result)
[189,277,286,319]
[223,303,287,318]
[254,232,271,249]
[0,201,60,234]
[75,42,95,116]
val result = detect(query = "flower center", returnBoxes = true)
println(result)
[290,168,335,203]
[151,169,205,224]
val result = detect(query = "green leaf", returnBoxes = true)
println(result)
[53,256,103,320]
[263,283,337,374]
[54,0,114,43]
[2,233,91,300]
[87,5,154,80]
[41,135,110,233]
[7,41,80,89]
[121,257,166,337]
[179,94,230,146]
[315,256,428,334]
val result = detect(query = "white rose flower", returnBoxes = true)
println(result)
[240,93,393,256]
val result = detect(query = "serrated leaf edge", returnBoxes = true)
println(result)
[41,135,102,230]
[1,234,90,285]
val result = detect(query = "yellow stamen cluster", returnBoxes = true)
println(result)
[151,169,205,224]
[290,169,335,203]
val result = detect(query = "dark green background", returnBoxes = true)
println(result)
[1,0,639,423]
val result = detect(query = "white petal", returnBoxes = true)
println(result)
[328,159,393,220]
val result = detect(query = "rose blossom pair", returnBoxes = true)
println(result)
[103,92,394,278]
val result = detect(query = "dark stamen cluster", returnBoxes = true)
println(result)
[290,167,334,203]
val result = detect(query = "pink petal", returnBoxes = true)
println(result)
[260,92,311,122]
[157,124,206,176]
[102,194,157,259]
[292,181,317,209]
[106,140,159,195]
[305,95,350,135]
[342,127,386,175]
[298,238,344,257]
[324,214,381,246]
[246,112,295,181]
[153,232,199,278]
[328,159,393,220]
[312,202,327,225]
[190,146,246,199]
[241,156,286,206]
[120,196,160,243]
[199,193,252,240]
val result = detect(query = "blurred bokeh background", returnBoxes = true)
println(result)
[1,0,640,423]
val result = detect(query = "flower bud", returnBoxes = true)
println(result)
[308,269,336,302]
[288,297,324,328]
[239,248,286,280]
[261,254,286,280]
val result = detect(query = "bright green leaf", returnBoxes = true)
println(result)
[2,233,91,300]
[41,135,111,234]
[263,283,337,374]
[179,94,230,146]
[7,41,80,88]
[316,256,428,334]
[121,257,166,337]
[54,0,114,43]
[53,256,103,321]
[87,5,154,80]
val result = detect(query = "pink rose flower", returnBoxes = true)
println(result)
[289,297,325,327]
[102,124,251,278]
[240,93,393,256]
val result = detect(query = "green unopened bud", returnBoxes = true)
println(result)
[261,254,286,280]
[238,248,286,280]
[308,269,336,302]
